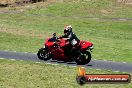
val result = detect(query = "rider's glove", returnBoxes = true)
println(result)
[57,36,62,39]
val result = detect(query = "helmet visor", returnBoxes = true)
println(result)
[64,29,68,34]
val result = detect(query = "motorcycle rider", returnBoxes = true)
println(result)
[58,25,80,56]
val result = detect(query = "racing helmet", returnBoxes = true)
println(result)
[64,25,72,35]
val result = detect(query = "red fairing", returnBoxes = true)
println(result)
[59,39,66,47]
[44,38,54,47]
[80,41,93,51]
[45,42,55,47]
[44,38,68,61]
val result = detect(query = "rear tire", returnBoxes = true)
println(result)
[37,48,52,61]
[74,51,91,65]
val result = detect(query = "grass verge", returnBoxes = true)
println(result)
[0,58,132,88]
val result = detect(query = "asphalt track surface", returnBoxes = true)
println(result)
[0,50,132,73]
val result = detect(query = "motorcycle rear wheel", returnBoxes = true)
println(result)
[74,51,91,65]
[37,48,52,61]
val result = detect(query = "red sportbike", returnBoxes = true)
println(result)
[37,33,93,65]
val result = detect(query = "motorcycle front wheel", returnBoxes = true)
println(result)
[37,48,52,61]
[74,51,91,65]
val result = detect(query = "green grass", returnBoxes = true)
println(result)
[27,0,132,18]
[0,0,132,63]
[0,1,131,88]
[0,58,131,88]
[0,32,43,52]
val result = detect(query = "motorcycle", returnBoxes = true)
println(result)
[37,33,93,65]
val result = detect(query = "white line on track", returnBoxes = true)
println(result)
[114,71,120,73]
[70,66,77,68]
[35,62,41,63]
[10,59,16,61]
[103,60,107,61]
[96,69,102,71]
[19,60,23,61]
[63,65,67,66]
[52,64,59,66]
[0,58,4,59]
[45,63,52,65]
[92,59,127,64]
[119,19,127,21]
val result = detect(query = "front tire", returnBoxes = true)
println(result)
[37,48,52,61]
[74,51,91,65]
